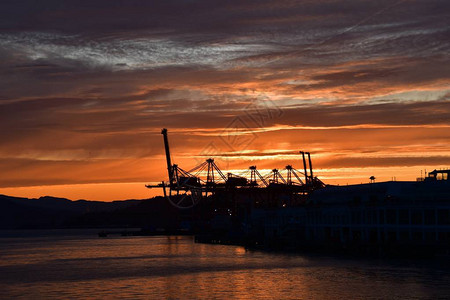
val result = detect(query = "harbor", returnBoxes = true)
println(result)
[147,129,450,257]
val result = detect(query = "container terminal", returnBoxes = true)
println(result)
[147,129,450,256]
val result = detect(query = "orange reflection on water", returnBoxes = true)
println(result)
[0,234,447,299]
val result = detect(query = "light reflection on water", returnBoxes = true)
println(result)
[0,232,449,299]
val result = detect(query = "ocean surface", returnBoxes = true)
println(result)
[0,230,449,299]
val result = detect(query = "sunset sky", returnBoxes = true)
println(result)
[0,0,449,201]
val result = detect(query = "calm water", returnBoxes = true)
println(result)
[0,231,449,299]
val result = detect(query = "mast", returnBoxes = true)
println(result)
[161,128,173,183]
[307,152,314,182]
[300,151,308,185]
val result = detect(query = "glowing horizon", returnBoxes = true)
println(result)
[0,1,449,201]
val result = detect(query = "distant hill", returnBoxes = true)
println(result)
[0,194,182,229]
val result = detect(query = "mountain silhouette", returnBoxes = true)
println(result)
[0,194,182,230]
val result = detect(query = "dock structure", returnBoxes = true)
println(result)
[146,129,450,256]
[251,178,450,254]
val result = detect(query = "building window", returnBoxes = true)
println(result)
[386,210,396,224]
[387,231,396,242]
[411,211,422,225]
[379,210,385,224]
[352,230,361,242]
[399,231,409,241]
[424,210,435,225]
[369,230,377,243]
[425,232,435,242]
[399,210,409,224]
[412,231,423,241]
[438,209,449,225]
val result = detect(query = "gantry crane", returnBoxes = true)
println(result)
[146,128,323,209]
